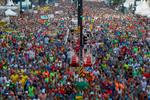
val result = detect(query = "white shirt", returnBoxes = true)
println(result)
[3,76,7,83]
[27,43,32,48]
[57,61,62,67]
[28,50,35,59]
[141,80,147,90]
[0,76,4,83]
[44,37,49,44]
[118,89,122,95]
[114,47,119,54]
[74,74,79,80]
[93,70,100,76]
[67,51,72,59]
[146,89,150,97]
[14,64,18,68]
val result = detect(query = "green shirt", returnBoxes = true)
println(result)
[124,64,129,70]
[3,65,8,70]
[60,79,66,85]
[49,56,54,62]
[45,77,49,83]
[132,70,138,77]
[50,72,55,81]
[133,47,138,53]
[28,86,35,97]
[101,64,107,69]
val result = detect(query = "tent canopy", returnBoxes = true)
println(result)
[124,0,150,17]
[135,0,150,17]
[124,0,134,8]
[6,0,15,6]
[5,9,17,16]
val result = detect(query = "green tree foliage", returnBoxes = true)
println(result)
[112,0,121,5]
[112,0,125,5]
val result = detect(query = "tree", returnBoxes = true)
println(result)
[13,0,25,3]
[112,0,125,5]
[38,0,47,5]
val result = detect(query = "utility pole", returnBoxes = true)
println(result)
[78,0,83,65]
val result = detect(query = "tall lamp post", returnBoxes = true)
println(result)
[78,0,83,65]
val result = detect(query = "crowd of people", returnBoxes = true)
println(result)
[0,1,150,100]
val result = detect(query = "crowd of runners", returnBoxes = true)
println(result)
[0,1,150,100]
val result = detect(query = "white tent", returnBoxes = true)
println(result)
[124,0,135,8]
[124,0,143,8]
[5,9,17,16]
[135,0,150,17]
[6,0,15,6]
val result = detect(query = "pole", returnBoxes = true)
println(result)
[78,0,83,65]
[38,0,39,5]
[133,0,136,14]
[30,0,32,9]
[20,0,22,12]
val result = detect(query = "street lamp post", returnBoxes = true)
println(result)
[78,0,83,65]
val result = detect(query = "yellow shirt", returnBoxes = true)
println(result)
[19,78,26,87]
[10,74,19,83]
[75,96,83,100]
[22,75,28,80]
[90,24,93,31]
[20,75,28,87]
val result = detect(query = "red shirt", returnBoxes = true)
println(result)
[143,73,150,78]
[0,63,2,69]
[60,87,65,94]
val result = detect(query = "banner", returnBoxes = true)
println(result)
[38,6,50,12]
[40,15,48,19]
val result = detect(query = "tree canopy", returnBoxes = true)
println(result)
[112,0,125,5]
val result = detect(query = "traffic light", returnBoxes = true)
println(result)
[83,35,88,45]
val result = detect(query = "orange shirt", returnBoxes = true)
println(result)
[43,71,50,77]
